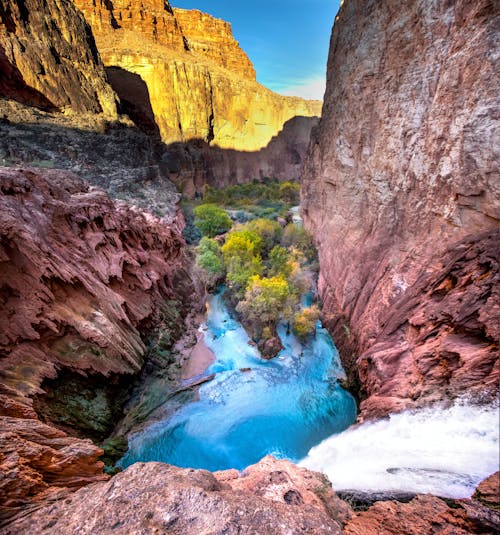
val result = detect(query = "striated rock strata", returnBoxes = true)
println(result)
[0,167,191,516]
[0,0,117,115]
[72,0,321,151]
[302,0,500,418]
[3,458,499,534]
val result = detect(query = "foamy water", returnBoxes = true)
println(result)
[300,401,499,498]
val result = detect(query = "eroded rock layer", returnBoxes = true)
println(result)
[4,458,498,535]
[72,0,321,150]
[302,0,500,417]
[0,167,190,515]
[0,0,117,115]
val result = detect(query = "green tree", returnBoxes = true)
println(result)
[268,245,292,278]
[293,305,320,339]
[193,204,232,237]
[195,237,225,288]
[281,223,317,262]
[236,275,294,332]
[246,218,281,255]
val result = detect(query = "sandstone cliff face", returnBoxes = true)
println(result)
[0,167,191,514]
[4,458,498,535]
[302,0,500,418]
[173,8,256,80]
[72,0,321,151]
[0,0,117,115]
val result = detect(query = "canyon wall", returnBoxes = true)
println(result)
[0,0,117,115]
[302,0,500,418]
[0,167,192,516]
[72,0,321,151]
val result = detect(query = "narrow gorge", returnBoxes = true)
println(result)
[0,0,498,534]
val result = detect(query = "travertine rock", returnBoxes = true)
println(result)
[302,0,500,417]
[3,458,347,534]
[474,472,500,508]
[344,493,500,535]
[0,167,189,512]
[0,0,117,115]
[4,458,498,535]
[72,0,321,150]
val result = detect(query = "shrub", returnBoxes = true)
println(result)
[281,224,317,262]
[293,305,320,339]
[193,204,232,237]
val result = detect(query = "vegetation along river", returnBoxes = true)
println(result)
[119,288,357,471]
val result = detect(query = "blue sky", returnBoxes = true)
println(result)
[173,1,341,100]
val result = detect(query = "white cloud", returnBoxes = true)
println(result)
[279,76,326,100]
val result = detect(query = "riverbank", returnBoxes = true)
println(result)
[181,315,216,380]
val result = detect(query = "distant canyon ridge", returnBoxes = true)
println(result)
[0,0,321,199]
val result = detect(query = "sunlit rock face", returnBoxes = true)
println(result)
[0,167,190,514]
[302,0,500,418]
[72,0,321,150]
[173,8,256,80]
[0,0,117,115]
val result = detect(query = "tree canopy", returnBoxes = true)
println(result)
[193,204,232,237]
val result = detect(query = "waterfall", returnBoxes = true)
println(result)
[300,400,499,498]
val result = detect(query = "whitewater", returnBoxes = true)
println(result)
[300,400,499,498]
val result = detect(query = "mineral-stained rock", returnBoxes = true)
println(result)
[302,0,500,418]
[4,459,499,535]
[0,0,117,115]
[72,0,321,151]
[474,472,500,508]
[0,167,190,512]
[344,492,500,535]
[2,458,348,534]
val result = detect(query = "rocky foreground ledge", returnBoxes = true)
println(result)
[3,457,499,534]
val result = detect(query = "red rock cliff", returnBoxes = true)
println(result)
[0,0,117,115]
[302,0,500,419]
[0,167,190,516]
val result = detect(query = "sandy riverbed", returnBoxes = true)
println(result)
[181,321,215,380]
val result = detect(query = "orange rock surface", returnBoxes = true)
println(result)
[72,0,321,150]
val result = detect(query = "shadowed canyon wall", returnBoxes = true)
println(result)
[0,0,117,115]
[302,0,500,419]
[72,0,321,151]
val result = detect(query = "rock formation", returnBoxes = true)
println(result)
[0,167,191,516]
[302,0,500,418]
[72,0,321,150]
[4,458,498,534]
[0,0,117,115]
[173,8,256,80]
[164,115,320,198]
